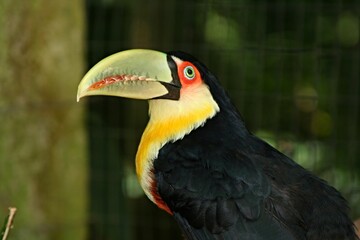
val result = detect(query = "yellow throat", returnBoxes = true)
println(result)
[135,83,220,203]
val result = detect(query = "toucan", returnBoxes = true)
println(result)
[77,49,358,240]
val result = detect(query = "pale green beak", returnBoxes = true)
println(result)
[77,49,180,102]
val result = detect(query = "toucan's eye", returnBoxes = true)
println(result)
[176,61,201,86]
[184,66,195,80]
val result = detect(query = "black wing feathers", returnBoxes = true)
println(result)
[154,114,358,239]
[154,112,297,239]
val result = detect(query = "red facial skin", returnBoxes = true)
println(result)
[176,61,203,92]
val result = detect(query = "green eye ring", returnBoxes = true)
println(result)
[184,66,195,80]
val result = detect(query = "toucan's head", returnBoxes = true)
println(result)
[77,49,221,125]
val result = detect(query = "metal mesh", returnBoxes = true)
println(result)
[85,0,360,239]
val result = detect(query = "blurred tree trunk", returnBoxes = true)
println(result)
[0,1,87,240]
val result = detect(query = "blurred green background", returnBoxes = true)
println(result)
[0,0,359,239]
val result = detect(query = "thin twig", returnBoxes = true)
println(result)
[1,208,17,240]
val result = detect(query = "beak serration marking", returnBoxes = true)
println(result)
[88,74,155,91]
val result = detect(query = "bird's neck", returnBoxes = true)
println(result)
[135,94,220,204]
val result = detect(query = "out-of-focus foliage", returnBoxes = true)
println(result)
[0,0,87,240]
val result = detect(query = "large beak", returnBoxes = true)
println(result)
[77,49,180,102]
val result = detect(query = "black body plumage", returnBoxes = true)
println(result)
[153,52,358,240]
